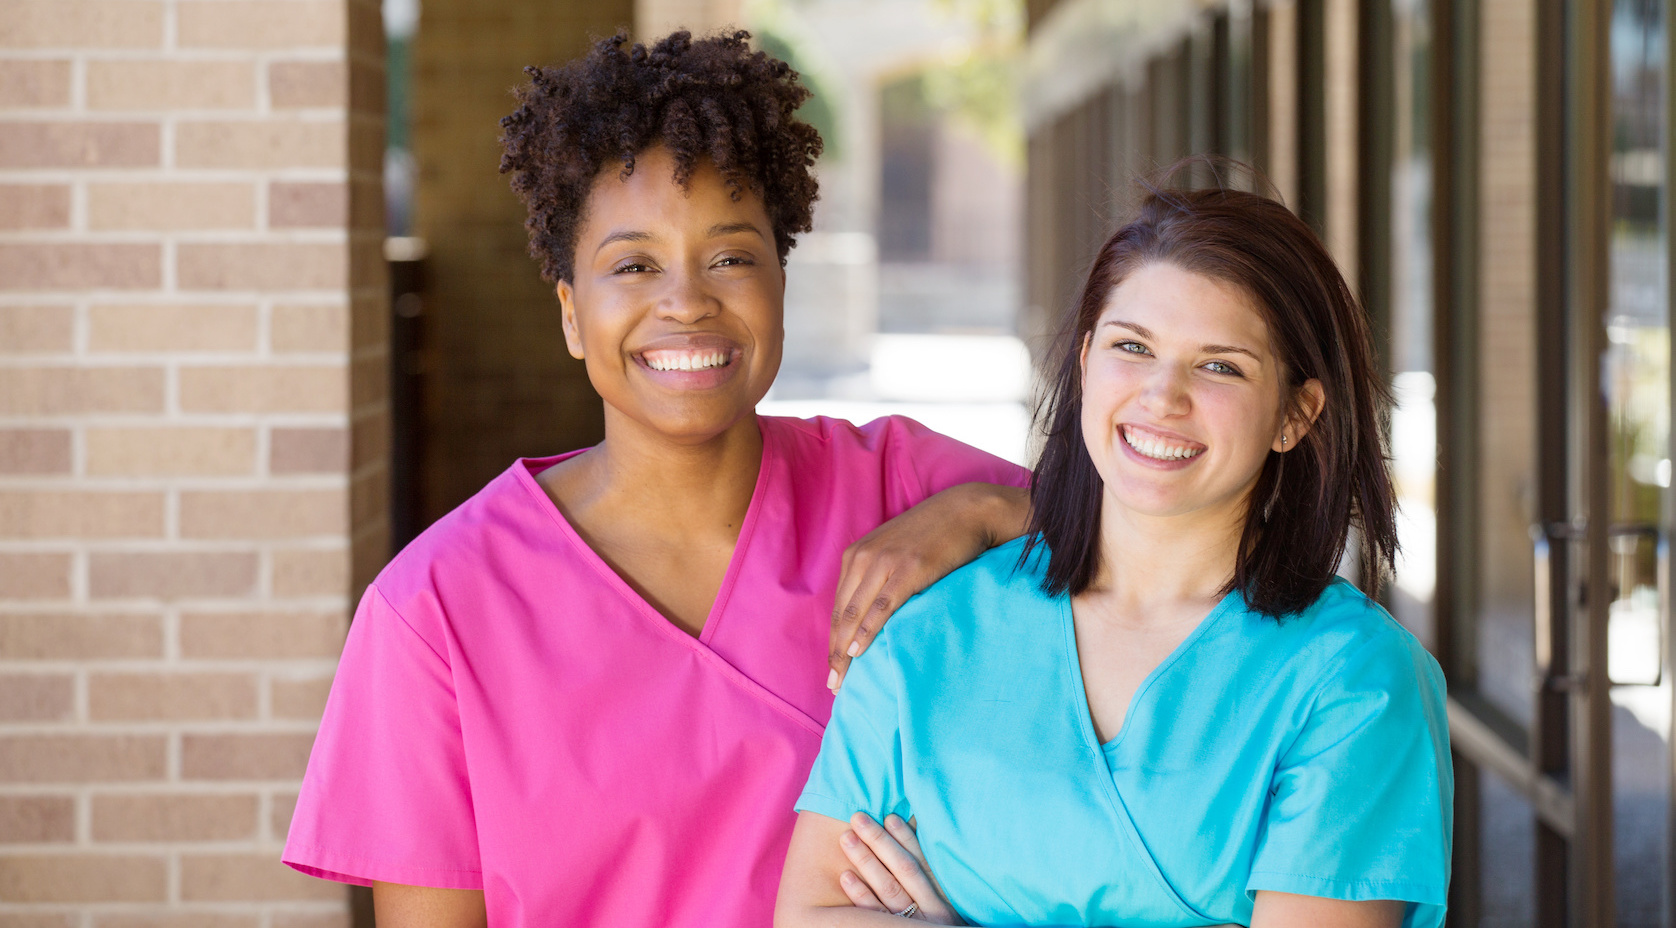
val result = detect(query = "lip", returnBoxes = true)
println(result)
[1117,422,1206,471]
[630,333,744,391]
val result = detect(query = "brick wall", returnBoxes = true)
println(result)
[0,0,386,923]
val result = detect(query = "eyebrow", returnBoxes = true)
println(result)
[593,222,767,256]
[1101,319,1263,362]
[707,221,768,240]
[594,229,651,255]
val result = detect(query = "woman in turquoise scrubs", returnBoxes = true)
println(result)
[775,182,1451,928]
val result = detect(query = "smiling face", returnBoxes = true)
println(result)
[1080,261,1322,528]
[557,145,785,446]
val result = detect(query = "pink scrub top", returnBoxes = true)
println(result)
[282,415,1028,926]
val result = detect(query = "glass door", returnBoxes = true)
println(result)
[1605,2,1671,926]
[1388,0,1669,923]
[1416,0,1590,917]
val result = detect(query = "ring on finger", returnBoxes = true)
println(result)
[893,902,920,919]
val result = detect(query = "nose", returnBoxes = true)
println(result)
[656,265,720,324]
[1138,363,1191,418]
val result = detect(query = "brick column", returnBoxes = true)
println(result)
[0,0,386,923]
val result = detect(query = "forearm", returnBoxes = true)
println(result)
[781,805,1249,928]
[777,812,930,927]
[371,882,486,928]
[949,482,1029,549]
[1249,890,1403,928]
[779,903,937,928]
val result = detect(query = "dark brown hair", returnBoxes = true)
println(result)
[1023,173,1396,617]
[498,30,823,283]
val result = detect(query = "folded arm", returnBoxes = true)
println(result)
[811,813,1402,928]
[776,810,965,927]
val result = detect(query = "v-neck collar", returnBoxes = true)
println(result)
[513,417,778,650]
[512,420,822,737]
[1060,590,1238,752]
[1055,589,1237,923]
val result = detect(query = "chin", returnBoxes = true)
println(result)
[1104,470,1220,515]
[646,404,755,444]
[1111,495,1190,520]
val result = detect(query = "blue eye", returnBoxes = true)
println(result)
[1203,360,1242,376]
[1115,340,1150,355]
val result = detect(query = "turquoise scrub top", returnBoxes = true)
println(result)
[797,538,1451,928]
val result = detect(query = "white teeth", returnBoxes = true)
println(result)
[1123,427,1202,462]
[646,351,729,372]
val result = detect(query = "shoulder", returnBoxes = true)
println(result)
[761,413,933,454]
[875,536,1052,653]
[762,414,1027,496]
[1271,579,1416,653]
[1276,580,1445,702]
[371,458,555,606]
[935,535,1047,601]
[842,537,1055,701]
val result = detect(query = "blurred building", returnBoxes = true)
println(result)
[2,0,1671,924]
[749,0,1034,463]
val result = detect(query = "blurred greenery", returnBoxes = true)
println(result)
[925,0,1024,165]
[746,0,1025,166]
[387,35,409,152]
[755,27,843,160]
[922,46,1022,166]
[933,0,1020,34]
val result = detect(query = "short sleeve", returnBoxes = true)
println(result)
[282,584,484,890]
[1248,629,1452,927]
[795,633,911,826]
[874,416,1031,509]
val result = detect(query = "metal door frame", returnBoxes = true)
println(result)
[1422,0,1616,924]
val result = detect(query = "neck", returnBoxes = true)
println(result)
[1086,492,1248,615]
[556,407,764,529]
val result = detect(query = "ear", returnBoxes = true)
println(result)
[1273,378,1326,453]
[1078,331,1092,384]
[557,280,584,360]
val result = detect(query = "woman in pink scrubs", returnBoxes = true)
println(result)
[282,30,1029,927]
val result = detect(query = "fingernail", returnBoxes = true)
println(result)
[846,641,861,657]
[841,831,859,847]
[826,669,838,690]
[840,870,858,886]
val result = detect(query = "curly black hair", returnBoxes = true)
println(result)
[499,30,824,284]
